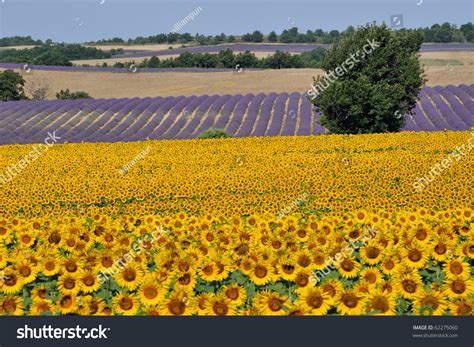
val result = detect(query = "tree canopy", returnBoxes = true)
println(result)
[0,70,28,101]
[312,23,426,134]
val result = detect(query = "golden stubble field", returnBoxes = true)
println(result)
[1,51,472,99]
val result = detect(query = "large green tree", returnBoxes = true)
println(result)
[311,23,426,134]
[0,70,28,101]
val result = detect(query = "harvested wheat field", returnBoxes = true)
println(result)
[1,65,471,100]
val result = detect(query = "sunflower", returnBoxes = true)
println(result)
[195,293,213,315]
[353,283,371,295]
[286,302,311,316]
[295,249,313,270]
[32,286,48,301]
[174,270,197,291]
[60,255,82,275]
[222,283,247,307]
[312,251,330,271]
[458,240,474,260]
[379,280,396,296]
[115,263,144,291]
[364,288,396,315]
[0,296,24,315]
[41,255,60,276]
[143,304,162,316]
[30,299,56,315]
[205,293,237,316]
[253,290,289,316]
[198,258,219,282]
[58,273,81,295]
[15,259,38,285]
[275,253,297,281]
[60,234,79,252]
[99,305,114,316]
[78,269,101,294]
[294,226,310,242]
[409,223,431,245]
[354,211,367,224]
[449,298,473,316]
[444,277,473,299]
[17,231,35,247]
[336,256,360,279]
[402,242,429,269]
[96,250,116,273]
[249,261,276,286]
[0,271,24,294]
[294,269,312,289]
[161,290,195,316]
[413,289,448,315]
[296,286,331,315]
[359,267,384,287]
[394,273,423,299]
[320,279,343,305]
[57,294,78,314]
[113,292,140,316]
[360,244,384,265]
[430,236,456,262]
[138,275,165,306]
[85,296,106,316]
[336,289,366,315]
[444,257,470,280]
[380,255,400,276]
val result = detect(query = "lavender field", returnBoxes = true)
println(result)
[0,84,472,145]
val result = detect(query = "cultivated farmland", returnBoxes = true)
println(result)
[0,85,472,145]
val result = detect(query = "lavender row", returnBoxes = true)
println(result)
[0,85,472,145]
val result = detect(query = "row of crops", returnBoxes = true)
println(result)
[0,84,472,145]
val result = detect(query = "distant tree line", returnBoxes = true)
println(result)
[0,44,123,66]
[0,36,43,47]
[1,23,473,49]
[89,22,473,45]
[87,48,327,69]
[0,22,471,68]
[241,23,474,44]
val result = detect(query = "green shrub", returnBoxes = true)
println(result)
[56,89,92,100]
[197,129,232,139]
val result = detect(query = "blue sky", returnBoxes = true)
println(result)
[0,0,472,42]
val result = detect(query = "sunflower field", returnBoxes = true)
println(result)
[0,131,472,316]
